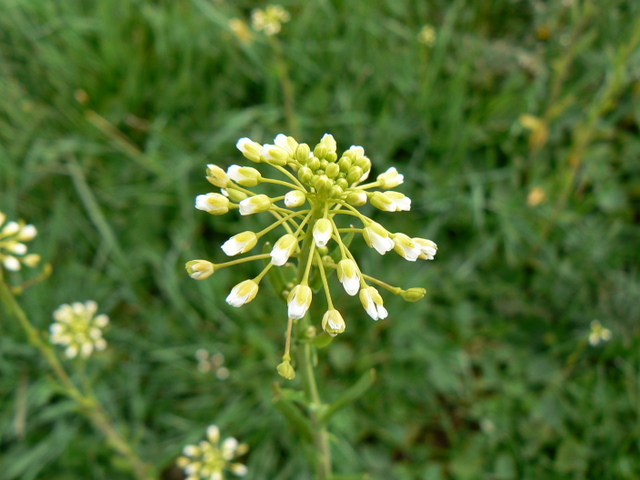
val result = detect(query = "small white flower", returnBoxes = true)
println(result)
[239,194,271,215]
[236,137,262,162]
[322,309,346,336]
[284,190,306,208]
[270,234,297,266]
[393,233,421,261]
[287,284,312,319]
[226,279,259,307]
[377,167,404,189]
[221,231,258,256]
[206,164,230,188]
[363,222,394,254]
[312,218,332,247]
[3,256,21,271]
[370,191,411,212]
[17,224,37,241]
[337,259,360,296]
[274,134,298,155]
[413,237,438,260]
[195,193,230,215]
[227,165,262,187]
[359,286,388,320]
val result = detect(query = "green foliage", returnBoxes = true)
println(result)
[1,0,639,478]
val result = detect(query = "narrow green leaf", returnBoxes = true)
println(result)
[321,369,376,423]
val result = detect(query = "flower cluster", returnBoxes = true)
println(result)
[250,5,290,36]
[177,425,248,480]
[196,349,230,380]
[49,301,109,359]
[0,211,40,272]
[588,320,612,347]
[187,133,437,376]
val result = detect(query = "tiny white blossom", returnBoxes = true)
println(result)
[270,234,297,266]
[312,218,332,247]
[221,232,258,256]
[359,287,388,321]
[287,285,312,319]
[337,259,360,296]
[226,280,259,307]
[363,222,394,254]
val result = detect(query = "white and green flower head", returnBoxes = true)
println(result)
[250,5,290,36]
[49,301,109,359]
[177,425,248,480]
[0,211,40,272]
[187,134,437,376]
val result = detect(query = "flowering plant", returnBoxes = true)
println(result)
[187,133,437,377]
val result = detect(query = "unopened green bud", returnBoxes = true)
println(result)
[295,143,311,163]
[277,360,296,380]
[326,163,340,178]
[330,185,344,198]
[336,178,349,190]
[298,166,313,184]
[400,287,426,302]
[319,159,328,170]
[347,166,363,184]
[314,144,327,159]
[338,157,351,172]
[346,190,367,206]
[354,156,370,169]
[224,187,248,202]
[308,156,320,171]
[314,175,332,193]
[320,133,337,153]
[326,152,337,162]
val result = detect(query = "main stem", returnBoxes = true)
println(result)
[296,215,332,479]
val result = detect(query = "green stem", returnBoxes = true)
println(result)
[0,271,156,480]
[295,213,333,479]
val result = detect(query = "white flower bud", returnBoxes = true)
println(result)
[337,259,360,296]
[312,218,332,247]
[239,194,271,215]
[287,284,312,319]
[186,260,215,280]
[284,190,306,208]
[236,137,262,162]
[322,309,346,336]
[363,222,394,254]
[377,166,404,189]
[413,237,438,260]
[195,193,230,215]
[392,233,421,261]
[370,191,411,212]
[221,231,258,256]
[270,234,297,266]
[359,286,388,320]
[227,165,262,187]
[226,279,259,307]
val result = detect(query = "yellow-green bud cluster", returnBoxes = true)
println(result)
[176,425,248,480]
[0,211,40,272]
[188,133,438,377]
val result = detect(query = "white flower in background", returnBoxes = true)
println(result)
[177,425,248,480]
[49,301,109,359]
[251,5,290,36]
[588,320,612,346]
[0,211,40,272]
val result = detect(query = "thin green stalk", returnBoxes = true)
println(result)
[294,214,332,479]
[0,271,156,480]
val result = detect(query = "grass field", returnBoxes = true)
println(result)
[1,0,640,479]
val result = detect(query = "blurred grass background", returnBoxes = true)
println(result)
[1,0,640,479]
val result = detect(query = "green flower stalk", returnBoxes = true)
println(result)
[188,133,437,375]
